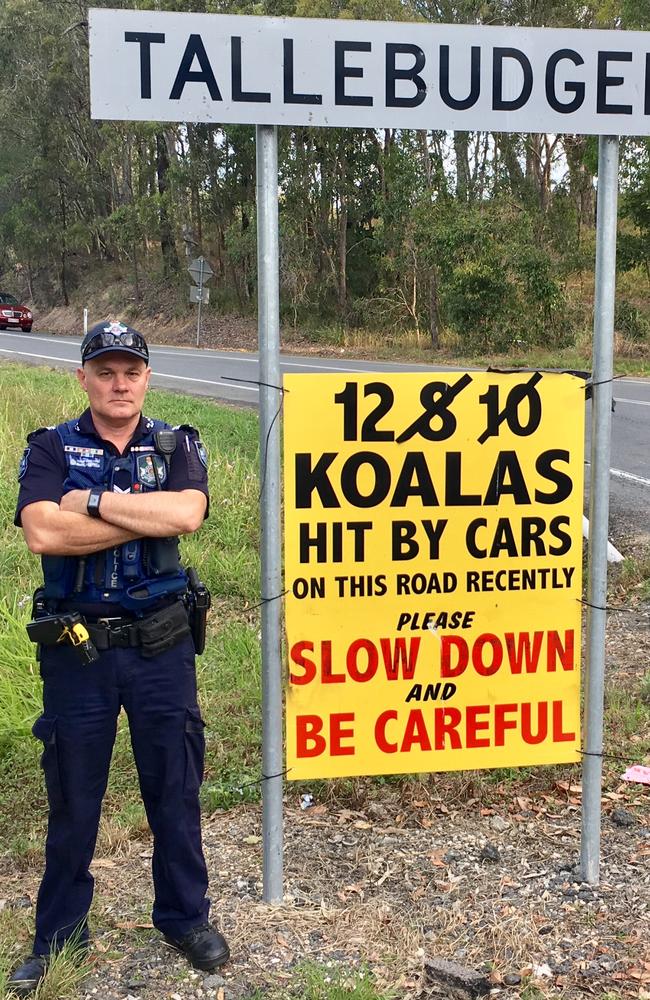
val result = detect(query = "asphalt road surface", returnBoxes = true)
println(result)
[1,330,648,545]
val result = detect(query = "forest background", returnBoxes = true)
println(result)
[2,0,650,362]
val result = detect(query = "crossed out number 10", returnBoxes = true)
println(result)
[333,372,543,444]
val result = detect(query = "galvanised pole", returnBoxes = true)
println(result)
[256,124,283,902]
[580,135,619,885]
[196,257,204,348]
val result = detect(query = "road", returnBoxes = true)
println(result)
[1,330,648,543]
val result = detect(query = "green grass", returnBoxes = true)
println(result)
[245,963,398,1000]
[0,914,90,1000]
[613,547,650,602]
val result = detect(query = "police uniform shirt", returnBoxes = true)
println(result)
[15,408,209,527]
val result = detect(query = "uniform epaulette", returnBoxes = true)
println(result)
[173,424,200,436]
[26,426,55,443]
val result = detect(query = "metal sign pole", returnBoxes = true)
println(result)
[580,134,619,885]
[256,124,283,902]
[196,257,204,347]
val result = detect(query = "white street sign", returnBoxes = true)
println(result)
[190,285,210,304]
[89,8,650,136]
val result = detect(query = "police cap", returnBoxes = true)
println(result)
[81,321,149,365]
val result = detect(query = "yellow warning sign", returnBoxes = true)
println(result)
[284,372,584,779]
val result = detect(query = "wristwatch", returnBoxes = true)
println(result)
[87,487,105,519]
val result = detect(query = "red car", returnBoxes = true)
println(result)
[0,292,33,332]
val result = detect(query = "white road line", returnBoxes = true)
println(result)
[0,348,257,392]
[610,467,650,487]
[0,337,421,373]
[154,371,257,393]
[2,339,649,402]
[0,334,79,348]
[0,348,78,365]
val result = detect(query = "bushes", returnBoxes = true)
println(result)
[411,199,569,352]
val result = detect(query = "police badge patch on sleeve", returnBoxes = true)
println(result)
[18,447,30,480]
[195,441,208,469]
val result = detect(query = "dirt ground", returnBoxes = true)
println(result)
[2,754,649,1000]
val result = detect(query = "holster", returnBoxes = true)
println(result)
[26,607,99,665]
[185,567,211,655]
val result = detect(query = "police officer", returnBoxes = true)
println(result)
[9,322,229,996]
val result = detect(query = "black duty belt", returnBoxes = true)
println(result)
[86,618,141,651]
[87,601,191,656]
[40,601,193,659]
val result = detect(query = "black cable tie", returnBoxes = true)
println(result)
[576,749,637,763]
[220,375,288,393]
[578,597,639,614]
[244,590,289,614]
[234,768,291,793]
[588,374,627,389]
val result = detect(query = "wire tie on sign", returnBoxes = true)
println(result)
[234,769,291,795]
[220,375,287,393]
[245,590,289,614]
[588,374,627,389]
[578,597,639,615]
[577,749,636,763]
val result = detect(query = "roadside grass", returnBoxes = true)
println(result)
[282,320,650,377]
[245,962,398,1000]
[606,547,650,756]
[612,546,650,603]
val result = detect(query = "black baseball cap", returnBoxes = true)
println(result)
[81,321,149,364]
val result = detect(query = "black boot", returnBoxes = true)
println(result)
[164,923,230,971]
[7,955,47,997]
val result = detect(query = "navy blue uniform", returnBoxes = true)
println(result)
[16,409,212,955]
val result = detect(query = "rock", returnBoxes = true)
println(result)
[480,843,501,862]
[503,973,521,986]
[490,816,509,833]
[425,957,491,996]
[11,896,32,909]
[203,974,227,989]
[611,808,636,828]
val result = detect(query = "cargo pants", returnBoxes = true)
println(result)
[31,635,210,955]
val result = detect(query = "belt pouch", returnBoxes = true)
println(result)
[137,602,191,658]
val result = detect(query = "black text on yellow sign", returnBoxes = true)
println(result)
[283,372,585,780]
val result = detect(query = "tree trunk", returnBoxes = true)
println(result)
[337,142,348,315]
[563,135,596,230]
[58,179,69,306]
[429,267,439,350]
[337,194,347,314]
[497,133,526,198]
[454,131,471,202]
[156,131,180,276]
[132,242,141,303]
